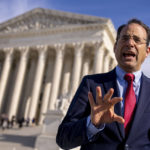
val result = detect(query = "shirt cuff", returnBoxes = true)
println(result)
[86,115,105,141]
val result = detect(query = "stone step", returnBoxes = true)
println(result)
[0,125,42,150]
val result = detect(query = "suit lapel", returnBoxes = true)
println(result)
[127,74,150,140]
[102,69,125,139]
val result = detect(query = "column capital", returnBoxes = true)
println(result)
[54,43,65,51]
[93,40,104,48]
[18,46,29,58]
[36,45,48,52]
[36,45,48,60]
[18,46,29,51]
[54,44,65,58]
[72,42,84,58]
[72,42,84,51]
[4,47,14,55]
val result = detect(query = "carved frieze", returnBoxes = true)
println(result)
[0,8,107,34]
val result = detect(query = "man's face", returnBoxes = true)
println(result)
[114,23,150,72]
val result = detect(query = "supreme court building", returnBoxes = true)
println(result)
[0,8,117,149]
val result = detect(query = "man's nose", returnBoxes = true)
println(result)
[125,38,135,46]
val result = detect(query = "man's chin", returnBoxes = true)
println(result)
[120,63,137,72]
[122,60,136,67]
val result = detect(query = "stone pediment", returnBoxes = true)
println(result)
[0,8,109,34]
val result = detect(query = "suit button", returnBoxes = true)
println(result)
[124,144,129,150]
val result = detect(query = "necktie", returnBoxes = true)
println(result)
[124,73,136,134]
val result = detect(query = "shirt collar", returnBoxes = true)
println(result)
[116,66,142,84]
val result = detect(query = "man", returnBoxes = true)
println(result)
[56,19,150,150]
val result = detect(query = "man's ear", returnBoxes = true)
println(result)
[146,46,150,57]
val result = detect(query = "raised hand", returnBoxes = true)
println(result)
[88,86,124,128]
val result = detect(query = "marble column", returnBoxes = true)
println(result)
[0,48,14,112]
[103,52,110,73]
[82,56,90,77]
[61,57,72,97]
[48,44,65,110]
[23,58,37,119]
[28,45,47,121]
[39,57,54,125]
[70,43,84,98]
[93,42,105,74]
[0,54,4,76]
[24,97,31,120]
[8,47,29,119]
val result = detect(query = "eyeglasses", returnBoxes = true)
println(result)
[120,34,147,45]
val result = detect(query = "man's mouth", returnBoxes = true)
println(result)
[123,52,136,58]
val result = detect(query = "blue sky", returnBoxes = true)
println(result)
[0,0,150,29]
[0,0,150,76]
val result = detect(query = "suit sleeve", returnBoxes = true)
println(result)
[56,76,91,149]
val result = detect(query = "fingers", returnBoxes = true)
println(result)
[88,87,124,125]
[88,92,95,107]
[88,86,122,107]
[96,86,102,104]
[110,97,123,105]
[88,86,103,107]
[103,88,114,103]
[113,114,125,124]
[103,88,123,106]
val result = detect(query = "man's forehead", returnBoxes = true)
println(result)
[120,23,147,37]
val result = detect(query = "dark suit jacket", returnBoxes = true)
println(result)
[56,68,150,150]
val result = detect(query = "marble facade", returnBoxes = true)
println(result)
[0,8,117,149]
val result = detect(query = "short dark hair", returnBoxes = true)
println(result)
[116,18,150,46]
